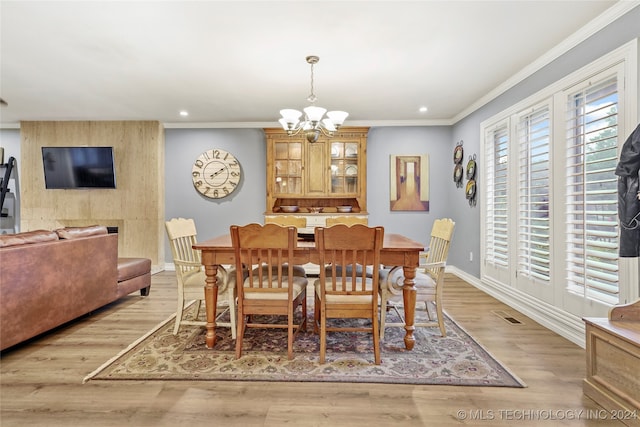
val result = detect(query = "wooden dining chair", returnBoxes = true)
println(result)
[325,216,368,227]
[230,223,308,360]
[165,218,237,338]
[325,219,374,278]
[314,224,384,364]
[263,216,307,277]
[265,215,307,228]
[379,218,455,340]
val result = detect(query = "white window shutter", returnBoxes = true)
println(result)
[564,75,620,305]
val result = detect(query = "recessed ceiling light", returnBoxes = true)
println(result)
[419,106,428,113]
[179,110,189,117]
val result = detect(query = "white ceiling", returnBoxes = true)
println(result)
[0,1,634,128]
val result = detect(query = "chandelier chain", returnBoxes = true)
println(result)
[307,61,317,103]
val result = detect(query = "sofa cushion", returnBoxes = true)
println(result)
[0,230,59,248]
[56,225,108,239]
[117,257,151,282]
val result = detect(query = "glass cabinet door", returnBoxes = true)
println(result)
[330,141,359,194]
[274,141,302,194]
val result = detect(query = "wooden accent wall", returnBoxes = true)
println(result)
[19,121,165,269]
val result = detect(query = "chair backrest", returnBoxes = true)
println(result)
[325,216,368,227]
[165,217,201,275]
[265,215,306,228]
[230,223,298,298]
[316,224,384,296]
[424,218,455,277]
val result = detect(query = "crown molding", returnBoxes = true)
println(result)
[162,119,453,129]
[3,3,637,132]
[0,123,21,130]
[451,1,640,124]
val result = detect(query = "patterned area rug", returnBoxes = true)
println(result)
[84,303,525,387]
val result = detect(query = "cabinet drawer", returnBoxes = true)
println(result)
[305,216,327,227]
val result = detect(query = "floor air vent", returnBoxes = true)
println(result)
[492,310,524,325]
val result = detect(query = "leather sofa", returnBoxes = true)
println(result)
[0,225,151,351]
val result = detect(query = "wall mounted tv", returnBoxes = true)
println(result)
[42,146,116,189]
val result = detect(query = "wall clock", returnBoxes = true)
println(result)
[191,148,241,199]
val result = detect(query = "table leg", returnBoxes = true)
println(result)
[402,265,417,350]
[204,264,220,349]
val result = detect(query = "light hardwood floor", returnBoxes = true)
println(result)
[0,272,627,426]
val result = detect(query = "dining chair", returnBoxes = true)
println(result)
[165,218,237,338]
[325,216,368,227]
[324,220,373,278]
[263,216,308,277]
[314,224,384,364]
[379,218,455,340]
[265,215,307,228]
[230,223,308,360]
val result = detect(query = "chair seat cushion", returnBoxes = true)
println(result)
[184,268,234,294]
[314,278,375,304]
[254,264,307,277]
[243,276,307,300]
[379,267,436,298]
[325,264,374,278]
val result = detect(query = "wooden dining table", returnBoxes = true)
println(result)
[193,232,425,350]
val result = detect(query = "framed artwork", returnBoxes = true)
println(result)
[389,154,429,211]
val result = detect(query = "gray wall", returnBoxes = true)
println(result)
[0,129,21,163]
[0,129,22,230]
[163,6,640,275]
[366,126,455,253]
[4,5,639,278]
[449,5,640,277]
[163,126,455,267]
[164,128,266,259]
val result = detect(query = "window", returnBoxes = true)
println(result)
[480,40,636,318]
[517,104,551,284]
[564,76,620,305]
[485,121,510,272]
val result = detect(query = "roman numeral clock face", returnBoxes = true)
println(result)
[192,149,241,199]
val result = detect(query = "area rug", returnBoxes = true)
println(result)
[84,303,526,387]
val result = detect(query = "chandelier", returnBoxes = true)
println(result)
[279,55,348,143]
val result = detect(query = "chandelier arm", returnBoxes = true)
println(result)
[285,126,305,137]
[318,126,334,138]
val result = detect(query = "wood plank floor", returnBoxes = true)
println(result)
[0,272,627,426]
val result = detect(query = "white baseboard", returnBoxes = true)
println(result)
[447,265,586,348]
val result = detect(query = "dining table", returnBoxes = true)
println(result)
[193,232,425,350]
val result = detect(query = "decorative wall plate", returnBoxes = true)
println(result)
[453,164,464,187]
[454,143,464,164]
[466,154,476,180]
[466,179,477,206]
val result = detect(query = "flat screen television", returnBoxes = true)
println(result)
[42,146,116,189]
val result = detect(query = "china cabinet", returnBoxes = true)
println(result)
[264,127,368,233]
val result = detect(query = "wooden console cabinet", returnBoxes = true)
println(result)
[583,300,640,427]
[264,127,369,228]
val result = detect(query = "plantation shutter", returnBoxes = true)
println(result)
[485,122,510,270]
[517,104,551,283]
[564,75,619,305]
